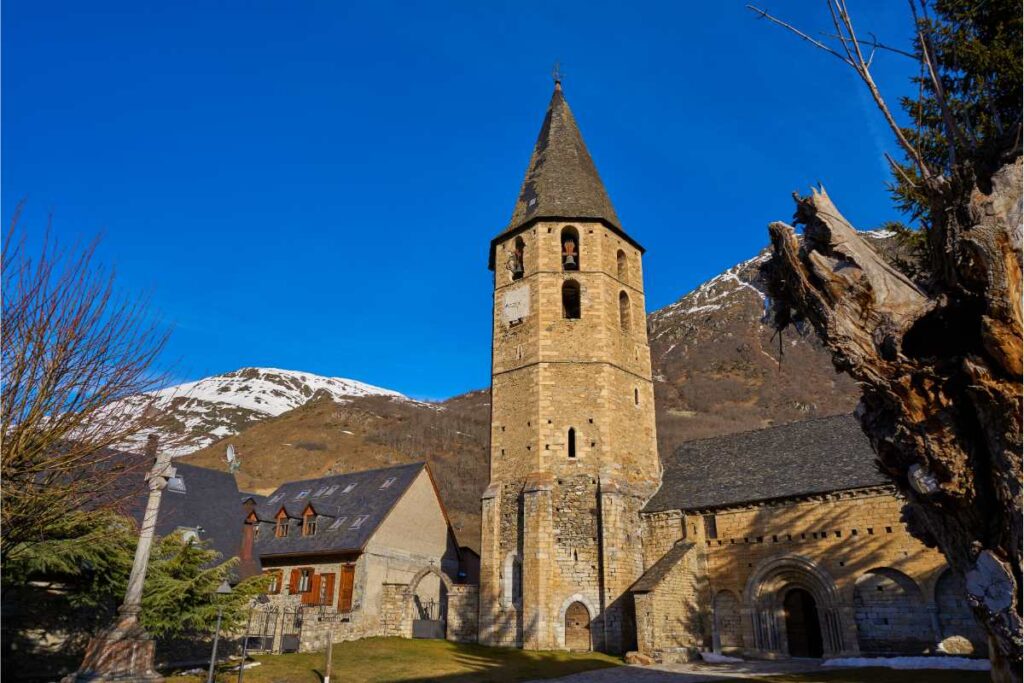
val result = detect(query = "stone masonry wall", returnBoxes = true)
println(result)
[640,488,957,657]
[633,544,710,658]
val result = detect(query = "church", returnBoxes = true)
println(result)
[475,79,986,661]
[245,80,987,664]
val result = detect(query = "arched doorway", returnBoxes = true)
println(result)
[565,602,591,651]
[744,555,845,658]
[783,588,823,657]
[407,566,453,640]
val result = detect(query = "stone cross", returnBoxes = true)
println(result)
[119,434,176,625]
[64,434,171,683]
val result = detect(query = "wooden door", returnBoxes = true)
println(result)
[565,602,591,651]
[338,564,355,612]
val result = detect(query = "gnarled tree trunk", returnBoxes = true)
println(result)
[766,157,1022,681]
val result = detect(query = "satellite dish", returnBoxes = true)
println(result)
[226,444,236,463]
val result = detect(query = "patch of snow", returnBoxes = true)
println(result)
[700,652,743,664]
[823,656,990,671]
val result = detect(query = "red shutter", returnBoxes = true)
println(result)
[289,568,300,594]
[321,573,336,606]
[338,565,355,612]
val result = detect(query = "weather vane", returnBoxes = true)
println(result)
[551,60,563,86]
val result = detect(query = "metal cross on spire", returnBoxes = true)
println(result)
[551,61,563,89]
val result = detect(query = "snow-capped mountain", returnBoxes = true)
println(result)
[121,367,407,456]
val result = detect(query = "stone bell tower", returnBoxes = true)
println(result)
[479,80,661,654]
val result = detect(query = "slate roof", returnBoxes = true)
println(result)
[253,462,426,558]
[644,414,889,513]
[127,462,244,562]
[630,542,694,593]
[490,83,640,268]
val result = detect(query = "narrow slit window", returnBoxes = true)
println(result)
[567,428,576,459]
[562,280,581,319]
[619,291,631,331]
[634,387,639,405]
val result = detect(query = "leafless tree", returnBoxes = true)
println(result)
[1,207,171,565]
[750,2,1021,679]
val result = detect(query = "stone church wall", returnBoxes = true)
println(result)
[633,544,710,658]
[639,488,969,658]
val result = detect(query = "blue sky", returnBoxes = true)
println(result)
[3,1,919,400]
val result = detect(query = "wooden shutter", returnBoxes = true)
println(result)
[338,565,355,612]
[321,572,336,605]
[289,568,300,594]
[302,573,320,606]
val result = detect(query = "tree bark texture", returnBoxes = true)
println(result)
[766,157,1022,681]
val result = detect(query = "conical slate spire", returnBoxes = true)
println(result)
[505,84,621,232]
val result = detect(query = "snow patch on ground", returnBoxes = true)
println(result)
[824,656,990,671]
[699,652,744,664]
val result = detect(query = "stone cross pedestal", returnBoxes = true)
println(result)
[65,435,174,682]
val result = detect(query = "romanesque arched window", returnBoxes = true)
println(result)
[512,236,525,281]
[502,553,522,607]
[619,291,631,331]
[561,226,579,271]
[563,280,581,319]
[616,249,627,280]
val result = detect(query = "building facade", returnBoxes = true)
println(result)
[479,80,661,654]
[245,462,468,650]
[477,82,985,661]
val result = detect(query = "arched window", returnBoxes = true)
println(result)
[502,553,522,607]
[616,249,627,280]
[511,236,525,281]
[562,280,581,319]
[567,427,576,458]
[619,291,631,331]
[561,226,579,271]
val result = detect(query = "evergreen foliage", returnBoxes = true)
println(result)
[3,514,268,639]
[892,0,1022,219]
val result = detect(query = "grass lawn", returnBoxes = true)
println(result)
[165,637,623,683]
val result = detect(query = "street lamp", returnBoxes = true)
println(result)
[207,580,234,683]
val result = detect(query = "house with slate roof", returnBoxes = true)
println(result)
[242,461,461,647]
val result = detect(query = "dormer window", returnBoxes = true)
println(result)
[561,226,579,271]
[275,509,289,538]
[380,477,396,489]
[302,507,317,536]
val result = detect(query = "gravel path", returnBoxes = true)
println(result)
[530,659,826,682]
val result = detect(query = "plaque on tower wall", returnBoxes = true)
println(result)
[502,286,529,323]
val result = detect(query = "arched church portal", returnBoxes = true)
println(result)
[744,555,845,658]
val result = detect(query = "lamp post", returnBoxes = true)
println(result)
[207,580,233,683]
